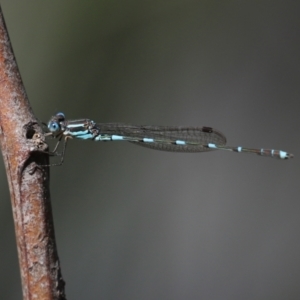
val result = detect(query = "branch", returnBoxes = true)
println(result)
[0,6,66,300]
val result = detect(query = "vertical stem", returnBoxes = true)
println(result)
[0,6,66,300]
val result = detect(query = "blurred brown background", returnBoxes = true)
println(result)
[0,1,299,299]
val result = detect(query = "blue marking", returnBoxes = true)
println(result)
[67,124,85,128]
[111,135,124,141]
[237,146,242,152]
[208,143,217,149]
[176,140,186,145]
[143,138,154,143]
[67,130,89,136]
[279,151,287,159]
[77,133,94,140]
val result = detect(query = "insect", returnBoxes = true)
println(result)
[45,112,293,166]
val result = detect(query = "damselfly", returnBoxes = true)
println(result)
[45,112,293,166]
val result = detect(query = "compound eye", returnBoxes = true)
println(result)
[56,112,65,122]
[48,121,60,132]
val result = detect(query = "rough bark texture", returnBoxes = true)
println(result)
[0,6,66,300]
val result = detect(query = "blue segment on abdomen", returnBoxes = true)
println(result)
[64,129,90,137]
[111,135,124,140]
[76,133,94,139]
[143,138,154,143]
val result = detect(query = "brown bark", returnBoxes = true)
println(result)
[0,6,66,300]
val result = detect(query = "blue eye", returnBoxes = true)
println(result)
[48,122,60,132]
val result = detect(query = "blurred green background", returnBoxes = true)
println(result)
[0,1,299,299]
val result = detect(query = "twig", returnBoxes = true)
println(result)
[0,5,66,300]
